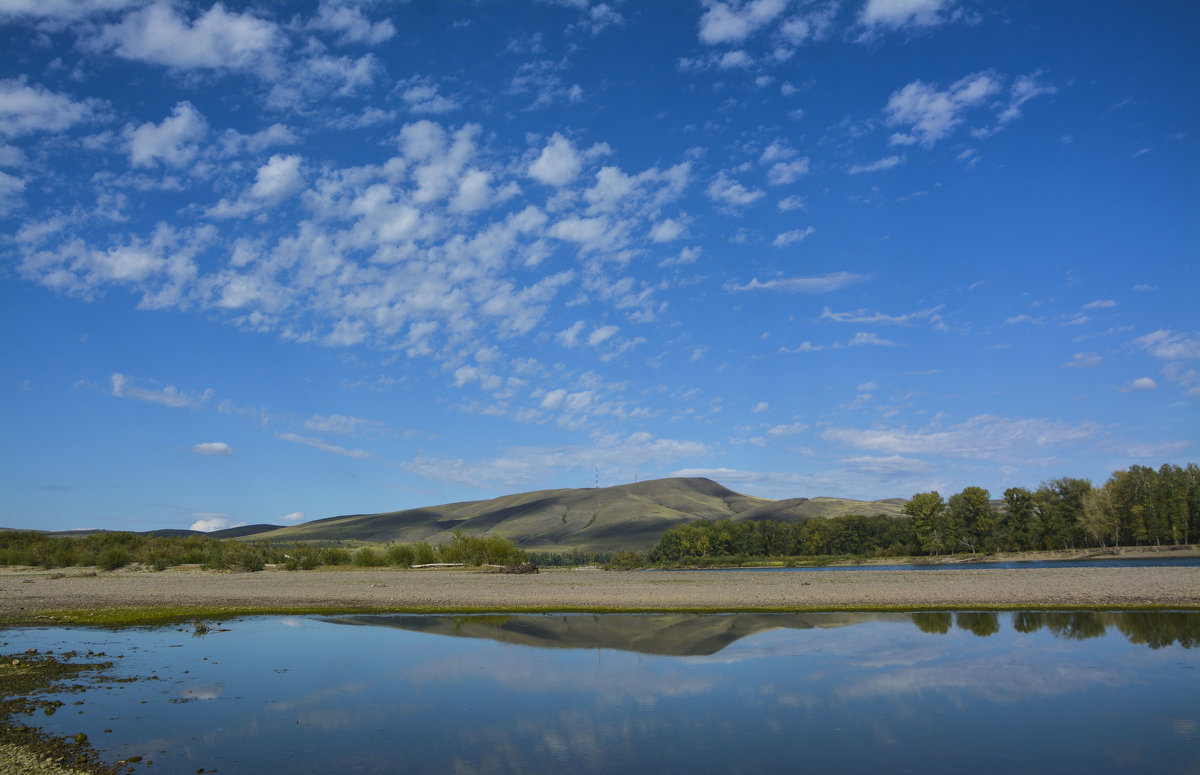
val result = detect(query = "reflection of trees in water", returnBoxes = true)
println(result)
[913,611,1199,648]
[912,612,953,634]
[955,612,1000,637]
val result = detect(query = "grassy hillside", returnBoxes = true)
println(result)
[249,477,906,552]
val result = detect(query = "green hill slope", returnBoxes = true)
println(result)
[250,477,906,552]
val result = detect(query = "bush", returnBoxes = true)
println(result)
[96,547,133,571]
[413,542,437,565]
[608,550,644,570]
[353,547,386,567]
[386,544,415,567]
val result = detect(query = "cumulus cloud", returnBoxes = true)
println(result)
[94,2,279,72]
[0,78,96,136]
[1134,329,1200,361]
[698,0,787,45]
[885,72,1001,147]
[1120,377,1158,392]
[126,102,208,168]
[190,516,247,532]
[309,1,396,45]
[528,132,582,187]
[277,511,306,523]
[706,173,764,208]
[859,0,954,31]
[208,153,305,217]
[192,442,233,455]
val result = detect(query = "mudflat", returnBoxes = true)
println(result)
[2,563,1198,617]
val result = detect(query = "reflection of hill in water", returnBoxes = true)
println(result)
[324,612,907,656]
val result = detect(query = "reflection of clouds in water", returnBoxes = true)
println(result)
[685,619,949,669]
[834,652,1129,704]
[403,645,719,708]
[179,684,223,700]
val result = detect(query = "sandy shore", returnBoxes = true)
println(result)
[2,562,1198,617]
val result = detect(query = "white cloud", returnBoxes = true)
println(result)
[126,102,207,168]
[773,227,815,247]
[528,132,582,187]
[706,173,764,208]
[94,3,279,72]
[111,373,213,409]
[1082,299,1117,310]
[192,442,233,456]
[402,83,461,114]
[278,511,306,523]
[310,1,396,45]
[766,158,810,185]
[767,422,808,437]
[400,431,706,489]
[304,413,388,436]
[821,305,944,326]
[649,218,685,242]
[190,516,245,532]
[846,332,896,347]
[698,0,787,45]
[208,153,305,218]
[1134,329,1200,361]
[848,155,906,175]
[557,320,586,348]
[1062,352,1102,368]
[275,431,372,460]
[588,324,619,346]
[1121,377,1157,392]
[997,73,1057,125]
[0,78,95,136]
[885,72,1002,147]
[860,0,954,30]
[727,272,868,293]
[777,195,806,211]
[823,414,1101,461]
[752,402,770,413]
[779,341,823,354]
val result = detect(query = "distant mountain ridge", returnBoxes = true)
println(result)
[244,477,906,552]
[17,478,906,552]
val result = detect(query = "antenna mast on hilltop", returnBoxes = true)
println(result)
[594,465,599,489]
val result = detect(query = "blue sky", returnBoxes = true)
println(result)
[1,0,1197,533]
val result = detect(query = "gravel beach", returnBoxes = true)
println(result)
[2,563,1198,616]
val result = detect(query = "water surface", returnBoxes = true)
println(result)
[3,611,1197,774]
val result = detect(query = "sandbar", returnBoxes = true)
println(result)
[2,562,1198,620]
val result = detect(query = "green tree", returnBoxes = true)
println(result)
[1001,486,1036,550]
[946,486,996,554]
[903,491,950,555]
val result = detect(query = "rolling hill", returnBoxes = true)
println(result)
[245,477,906,552]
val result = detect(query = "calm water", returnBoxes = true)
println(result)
[683,556,1200,572]
[3,611,1197,774]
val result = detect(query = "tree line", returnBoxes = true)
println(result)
[646,463,1198,564]
[0,529,526,571]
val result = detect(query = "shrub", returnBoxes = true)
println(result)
[411,542,436,565]
[608,550,644,570]
[353,547,386,567]
[96,547,133,571]
[386,544,415,567]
